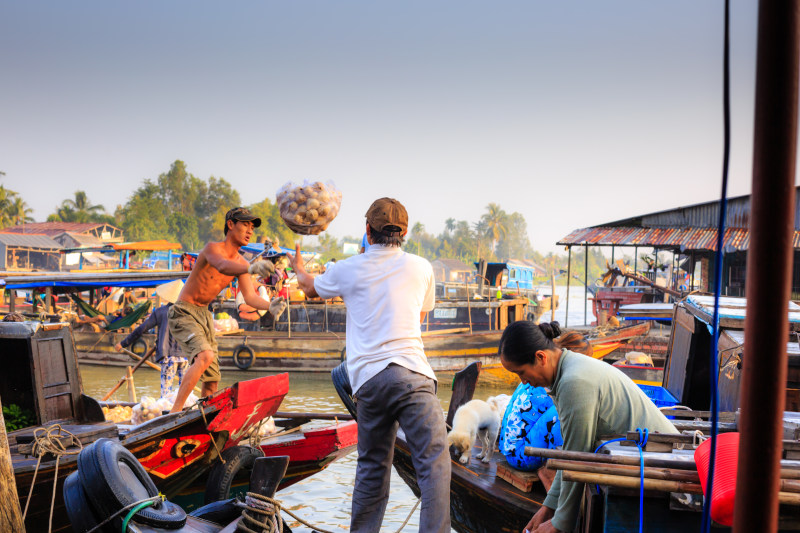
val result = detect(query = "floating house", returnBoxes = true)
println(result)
[558,189,800,298]
[431,258,474,284]
[0,234,63,271]
[0,222,124,243]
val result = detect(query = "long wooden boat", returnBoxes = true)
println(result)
[74,327,510,374]
[170,412,359,512]
[2,320,288,532]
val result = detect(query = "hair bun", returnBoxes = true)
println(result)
[538,321,561,340]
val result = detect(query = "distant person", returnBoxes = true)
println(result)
[288,197,450,533]
[168,207,275,413]
[359,232,370,254]
[115,280,188,398]
[74,306,132,332]
[236,274,270,331]
[324,257,337,272]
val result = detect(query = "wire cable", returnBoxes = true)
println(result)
[701,0,731,529]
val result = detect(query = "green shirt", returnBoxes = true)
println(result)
[543,349,677,531]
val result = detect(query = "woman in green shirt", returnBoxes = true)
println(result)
[499,321,677,533]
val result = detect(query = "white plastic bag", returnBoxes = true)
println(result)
[131,396,160,425]
[276,180,342,235]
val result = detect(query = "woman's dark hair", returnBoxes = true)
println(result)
[498,320,561,366]
[369,225,405,246]
[555,330,593,356]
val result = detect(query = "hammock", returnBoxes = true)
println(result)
[69,293,102,317]
[105,301,151,331]
[68,293,151,331]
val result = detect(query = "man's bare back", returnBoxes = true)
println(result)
[179,241,246,306]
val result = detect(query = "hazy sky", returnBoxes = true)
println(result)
[1,1,768,253]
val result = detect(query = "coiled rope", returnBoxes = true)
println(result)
[22,424,84,533]
[235,492,422,533]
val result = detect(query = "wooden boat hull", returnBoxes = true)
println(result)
[171,418,359,513]
[11,374,288,532]
[393,438,544,533]
[74,329,508,374]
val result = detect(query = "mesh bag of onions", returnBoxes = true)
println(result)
[277,180,342,235]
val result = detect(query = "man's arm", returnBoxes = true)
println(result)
[116,310,158,351]
[238,273,273,309]
[202,243,249,277]
[287,244,318,298]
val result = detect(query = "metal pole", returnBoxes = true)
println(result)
[691,251,695,290]
[584,244,588,326]
[734,1,799,530]
[565,247,572,327]
[634,246,638,275]
[611,245,615,268]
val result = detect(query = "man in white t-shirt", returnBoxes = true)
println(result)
[287,198,450,533]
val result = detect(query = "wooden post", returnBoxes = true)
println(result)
[8,290,14,313]
[565,246,572,328]
[45,287,52,315]
[584,244,589,326]
[550,269,556,323]
[0,397,26,532]
[126,366,137,403]
[465,282,473,334]
[286,297,291,339]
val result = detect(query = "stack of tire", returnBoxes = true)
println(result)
[63,438,186,532]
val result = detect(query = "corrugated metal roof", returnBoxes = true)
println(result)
[0,234,63,249]
[0,222,120,236]
[556,226,783,252]
[597,189,800,230]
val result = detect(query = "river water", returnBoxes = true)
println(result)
[81,365,515,532]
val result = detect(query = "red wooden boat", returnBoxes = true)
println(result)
[3,320,287,532]
[171,412,358,511]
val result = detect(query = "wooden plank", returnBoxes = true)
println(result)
[496,460,539,492]
[0,398,25,533]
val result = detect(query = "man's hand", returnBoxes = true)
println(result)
[114,342,123,352]
[287,244,318,298]
[524,506,556,533]
[248,260,275,279]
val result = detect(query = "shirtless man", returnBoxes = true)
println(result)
[168,207,275,413]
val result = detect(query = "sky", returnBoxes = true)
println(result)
[0,1,769,254]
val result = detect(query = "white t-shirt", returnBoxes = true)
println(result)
[314,245,436,394]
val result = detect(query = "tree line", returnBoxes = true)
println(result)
[2,161,617,282]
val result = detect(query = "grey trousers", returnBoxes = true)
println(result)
[351,364,451,533]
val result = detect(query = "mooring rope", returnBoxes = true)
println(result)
[236,492,335,533]
[197,399,226,465]
[22,425,84,533]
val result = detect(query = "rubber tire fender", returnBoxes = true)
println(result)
[63,471,105,533]
[131,338,148,356]
[77,438,187,529]
[203,445,264,504]
[331,361,357,420]
[189,498,241,526]
[232,344,255,370]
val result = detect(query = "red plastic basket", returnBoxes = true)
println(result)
[694,432,740,526]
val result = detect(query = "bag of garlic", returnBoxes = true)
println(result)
[131,396,161,425]
[276,180,342,235]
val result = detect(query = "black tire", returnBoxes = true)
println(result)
[63,471,104,533]
[204,445,264,504]
[189,498,241,526]
[131,338,148,356]
[331,362,357,419]
[233,344,255,370]
[78,438,187,529]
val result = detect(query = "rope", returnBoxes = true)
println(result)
[236,492,335,533]
[594,427,649,533]
[393,498,421,532]
[22,425,84,533]
[197,399,226,465]
[83,495,163,533]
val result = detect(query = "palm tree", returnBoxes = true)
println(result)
[481,203,508,254]
[445,218,456,234]
[0,186,17,228]
[7,196,34,225]
[411,222,425,255]
[52,191,105,223]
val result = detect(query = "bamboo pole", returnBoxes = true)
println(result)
[561,470,800,506]
[120,346,160,372]
[547,459,699,483]
[524,446,697,470]
[0,398,25,532]
[102,346,156,401]
[550,269,556,323]
[126,366,137,403]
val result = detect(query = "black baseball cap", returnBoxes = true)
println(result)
[225,207,262,228]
